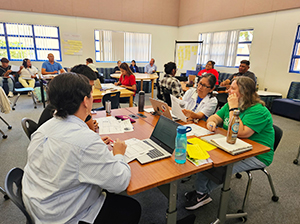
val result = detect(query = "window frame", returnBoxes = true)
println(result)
[0,22,62,62]
[289,25,300,73]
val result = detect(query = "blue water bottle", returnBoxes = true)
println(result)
[175,126,192,164]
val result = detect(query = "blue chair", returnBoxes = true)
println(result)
[12,87,37,110]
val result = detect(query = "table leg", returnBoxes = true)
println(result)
[39,79,46,108]
[157,180,178,224]
[129,95,133,107]
[140,80,144,91]
[151,79,154,98]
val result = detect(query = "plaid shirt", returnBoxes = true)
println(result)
[159,74,183,98]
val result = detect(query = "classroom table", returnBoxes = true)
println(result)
[92,86,135,107]
[93,108,270,224]
[110,73,158,98]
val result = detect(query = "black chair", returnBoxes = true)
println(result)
[21,118,38,140]
[161,86,172,107]
[0,115,12,139]
[216,92,228,110]
[0,186,9,200]
[235,125,283,215]
[5,167,34,224]
[94,91,121,111]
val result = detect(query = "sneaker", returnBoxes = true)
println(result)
[185,191,212,210]
[8,91,14,98]
[28,92,32,97]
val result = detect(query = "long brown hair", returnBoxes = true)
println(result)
[120,62,134,80]
[233,76,265,111]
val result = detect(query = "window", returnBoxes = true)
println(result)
[94,30,151,62]
[198,29,253,67]
[290,25,300,73]
[0,22,61,61]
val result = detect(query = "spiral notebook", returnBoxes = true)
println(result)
[201,134,253,155]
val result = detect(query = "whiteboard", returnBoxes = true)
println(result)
[174,41,202,73]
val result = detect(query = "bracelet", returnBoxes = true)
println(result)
[229,107,238,112]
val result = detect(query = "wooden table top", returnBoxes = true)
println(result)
[93,108,270,195]
[110,73,158,80]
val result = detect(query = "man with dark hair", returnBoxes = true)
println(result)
[38,65,99,132]
[220,60,256,88]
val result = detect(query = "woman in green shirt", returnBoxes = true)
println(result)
[185,76,274,211]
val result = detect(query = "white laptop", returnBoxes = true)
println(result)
[137,115,181,164]
[149,97,175,120]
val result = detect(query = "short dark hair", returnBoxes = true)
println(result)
[71,64,97,80]
[207,60,215,69]
[164,62,176,74]
[240,60,250,66]
[1,57,9,63]
[48,73,92,118]
[86,58,93,63]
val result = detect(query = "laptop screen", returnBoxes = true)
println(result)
[150,116,181,153]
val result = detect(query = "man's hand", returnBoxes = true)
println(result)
[4,70,12,78]
[112,139,127,155]
[101,136,112,145]
[52,71,58,74]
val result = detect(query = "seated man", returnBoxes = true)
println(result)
[38,65,98,132]
[145,58,157,74]
[220,60,256,89]
[113,60,122,73]
[159,62,183,98]
[0,57,22,97]
[22,72,141,224]
[41,53,65,75]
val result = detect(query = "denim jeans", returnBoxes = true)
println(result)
[0,77,13,92]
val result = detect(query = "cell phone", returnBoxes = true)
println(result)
[129,114,139,119]
[137,113,147,118]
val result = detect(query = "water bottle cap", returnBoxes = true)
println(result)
[177,126,192,134]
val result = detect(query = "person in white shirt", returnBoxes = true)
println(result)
[182,73,218,121]
[22,73,141,224]
[18,59,38,94]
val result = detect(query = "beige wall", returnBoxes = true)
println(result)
[179,0,300,26]
[0,9,178,71]
[178,8,300,97]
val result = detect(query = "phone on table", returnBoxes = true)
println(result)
[129,114,139,119]
[137,113,147,118]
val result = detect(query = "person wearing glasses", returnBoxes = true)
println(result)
[182,73,217,121]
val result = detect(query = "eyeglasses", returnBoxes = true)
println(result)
[198,82,211,89]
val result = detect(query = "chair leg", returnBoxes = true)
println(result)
[293,144,300,164]
[262,168,279,202]
[0,116,12,129]
[241,171,253,211]
[0,128,8,139]
[30,91,37,109]
[0,186,9,200]
[12,93,21,110]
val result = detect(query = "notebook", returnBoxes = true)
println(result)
[137,115,181,164]
[149,98,178,120]
[201,134,253,155]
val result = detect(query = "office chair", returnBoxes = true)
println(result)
[235,125,283,218]
[293,144,300,164]
[5,167,34,224]
[0,116,12,139]
[94,91,121,111]
[12,87,37,110]
[21,118,38,140]
[215,92,228,111]
[161,86,172,107]
[0,186,9,200]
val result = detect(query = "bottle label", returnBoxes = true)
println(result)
[231,123,239,133]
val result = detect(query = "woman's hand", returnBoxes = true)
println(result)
[207,121,217,132]
[113,139,127,155]
[114,82,118,86]
[227,93,239,109]
[93,119,98,130]
[182,109,193,118]
[101,136,112,145]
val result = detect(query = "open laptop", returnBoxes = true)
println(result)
[149,98,173,120]
[137,115,181,164]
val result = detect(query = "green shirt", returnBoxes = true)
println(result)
[216,103,274,166]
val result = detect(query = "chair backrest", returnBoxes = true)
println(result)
[273,124,283,152]
[21,118,38,140]
[5,167,34,224]
[162,87,172,107]
[156,81,163,101]
[287,82,300,99]
[102,91,120,110]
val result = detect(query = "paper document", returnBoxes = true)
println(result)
[10,65,20,72]
[144,108,154,113]
[170,95,187,122]
[184,124,212,137]
[101,83,125,90]
[124,138,153,163]
[187,137,217,151]
[97,116,134,135]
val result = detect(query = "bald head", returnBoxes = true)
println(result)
[47,53,54,63]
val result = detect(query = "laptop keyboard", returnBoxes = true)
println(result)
[143,140,164,159]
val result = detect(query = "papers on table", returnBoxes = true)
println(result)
[144,108,154,113]
[170,95,187,122]
[124,138,153,163]
[184,123,212,137]
[96,116,134,135]
[101,83,125,90]
[10,65,20,72]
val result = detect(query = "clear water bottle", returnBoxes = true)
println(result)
[175,126,192,164]
[138,91,145,112]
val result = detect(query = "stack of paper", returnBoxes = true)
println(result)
[97,117,134,135]
[123,138,153,163]
[184,124,213,137]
